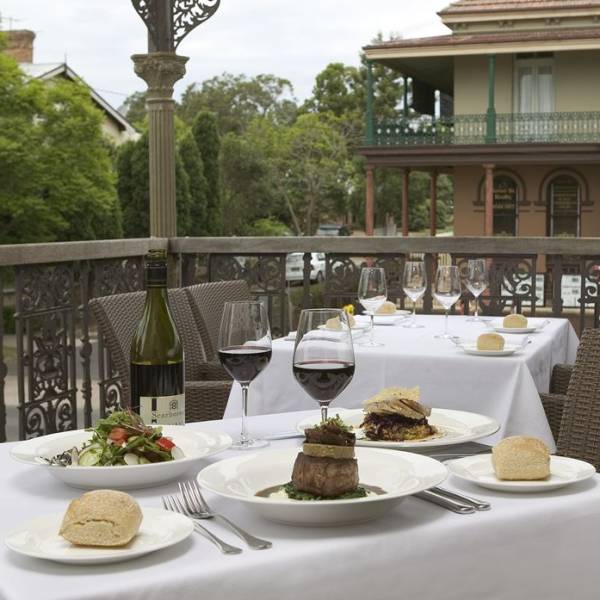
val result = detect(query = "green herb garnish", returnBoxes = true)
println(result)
[283,482,367,501]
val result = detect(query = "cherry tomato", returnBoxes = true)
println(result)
[157,437,175,451]
[108,427,128,443]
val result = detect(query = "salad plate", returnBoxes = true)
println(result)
[10,419,232,490]
[5,508,193,565]
[447,454,595,493]
[197,447,447,526]
[296,408,500,450]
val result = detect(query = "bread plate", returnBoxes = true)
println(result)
[457,342,523,357]
[197,446,447,526]
[296,408,500,450]
[9,426,232,490]
[489,319,549,335]
[5,508,193,565]
[447,454,595,492]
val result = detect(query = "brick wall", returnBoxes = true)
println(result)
[4,30,35,63]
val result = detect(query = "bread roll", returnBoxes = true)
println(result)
[363,387,431,419]
[325,316,342,330]
[376,301,397,315]
[503,314,528,329]
[477,333,505,351]
[346,313,356,327]
[60,490,142,547]
[492,436,550,480]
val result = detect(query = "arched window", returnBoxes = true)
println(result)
[493,174,519,236]
[547,174,581,237]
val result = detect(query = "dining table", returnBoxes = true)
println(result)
[1,409,599,600]
[225,315,579,450]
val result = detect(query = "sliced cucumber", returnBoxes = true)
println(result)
[78,446,102,466]
[138,456,150,465]
[171,446,184,461]
[123,453,139,466]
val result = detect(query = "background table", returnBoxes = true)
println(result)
[226,316,579,450]
[1,410,599,600]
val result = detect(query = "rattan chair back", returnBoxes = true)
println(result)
[184,280,251,360]
[557,328,600,470]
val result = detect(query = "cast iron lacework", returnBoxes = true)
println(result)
[131,0,220,50]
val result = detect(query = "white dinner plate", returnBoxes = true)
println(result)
[373,310,411,318]
[10,426,232,490]
[5,507,193,565]
[197,447,447,526]
[457,343,523,357]
[447,454,595,492]
[490,319,549,335]
[296,408,500,450]
[318,323,370,333]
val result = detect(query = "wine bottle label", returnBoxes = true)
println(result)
[139,394,185,426]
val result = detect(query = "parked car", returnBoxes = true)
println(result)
[286,252,326,283]
[315,223,351,237]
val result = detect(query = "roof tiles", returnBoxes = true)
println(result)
[440,0,600,15]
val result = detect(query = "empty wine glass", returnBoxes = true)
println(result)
[466,259,489,322]
[357,267,387,347]
[402,261,427,328]
[433,265,462,339]
[218,301,272,450]
[293,309,355,423]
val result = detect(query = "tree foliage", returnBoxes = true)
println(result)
[0,48,122,244]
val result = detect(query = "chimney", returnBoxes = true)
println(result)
[4,30,35,64]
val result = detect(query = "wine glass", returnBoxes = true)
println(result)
[218,301,272,450]
[466,259,489,322]
[293,309,355,423]
[433,265,462,339]
[357,267,387,347]
[402,261,427,328]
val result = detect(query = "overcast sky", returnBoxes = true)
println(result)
[1,0,450,109]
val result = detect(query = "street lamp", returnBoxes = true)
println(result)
[130,0,220,238]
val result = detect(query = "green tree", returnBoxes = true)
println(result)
[192,112,222,235]
[179,73,297,134]
[178,132,209,235]
[120,91,147,129]
[0,44,121,243]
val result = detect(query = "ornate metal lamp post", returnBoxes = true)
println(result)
[130,1,220,238]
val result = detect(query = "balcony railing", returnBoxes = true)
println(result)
[1,236,599,442]
[370,112,600,146]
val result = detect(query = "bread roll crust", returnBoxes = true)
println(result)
[375,301,397,315]
[60,490,142,547]
[477,333,505,351]
[503,314,528,329]
[492,436,550,480]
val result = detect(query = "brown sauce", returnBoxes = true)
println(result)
[255,483,386,499]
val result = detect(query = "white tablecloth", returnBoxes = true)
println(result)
[226,316,579,450]
[1,410,599,600]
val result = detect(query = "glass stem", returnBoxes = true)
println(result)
[240,384,250,445]
[444,310,449,336]
[370,313,375,344]
[320,403,328,423]
[412,299,417,323]
[474,294,479,319]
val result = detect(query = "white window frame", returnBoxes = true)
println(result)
[513,57,555,114]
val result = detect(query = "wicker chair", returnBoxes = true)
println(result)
[541,328,600,469]
[184,281,251,360]
[90,288,232,422]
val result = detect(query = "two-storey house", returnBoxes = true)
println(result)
[360,0,600,239]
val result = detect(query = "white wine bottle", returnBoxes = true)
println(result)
[130,249,185,425]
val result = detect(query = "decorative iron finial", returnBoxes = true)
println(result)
[131,0,220,52]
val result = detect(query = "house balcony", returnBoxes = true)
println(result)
[367,112,600,147]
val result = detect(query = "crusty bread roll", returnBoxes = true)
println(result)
[60,490,142,547]
[376,301,397,315]
[477,332,505,351]
[325,316,342,330]
[503,314,528,329]
[492,436,550,480]
[346,313,356,328]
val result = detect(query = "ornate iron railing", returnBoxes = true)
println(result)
[371,112,600,146]
[1,236,599,441]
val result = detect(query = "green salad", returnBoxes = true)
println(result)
[44,410,183,467]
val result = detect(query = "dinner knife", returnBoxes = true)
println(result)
[414,489,475,514]
[432,486,491,511]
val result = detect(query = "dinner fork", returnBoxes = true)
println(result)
[179,481,272,550]
[161,495,242,554]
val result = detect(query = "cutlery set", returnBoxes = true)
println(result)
[162,479,272,554]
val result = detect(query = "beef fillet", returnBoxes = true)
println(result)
[291,452,359,497]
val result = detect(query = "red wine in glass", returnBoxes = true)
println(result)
[293,360,355,402]
[218,346,272,384]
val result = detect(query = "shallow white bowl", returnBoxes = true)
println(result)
[197,447,447,526]
[447,454,595,492]
[5,508,193,565]
[296,408,500,450]
[10,426,232,490]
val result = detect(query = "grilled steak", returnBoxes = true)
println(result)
[291,453,359,497]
